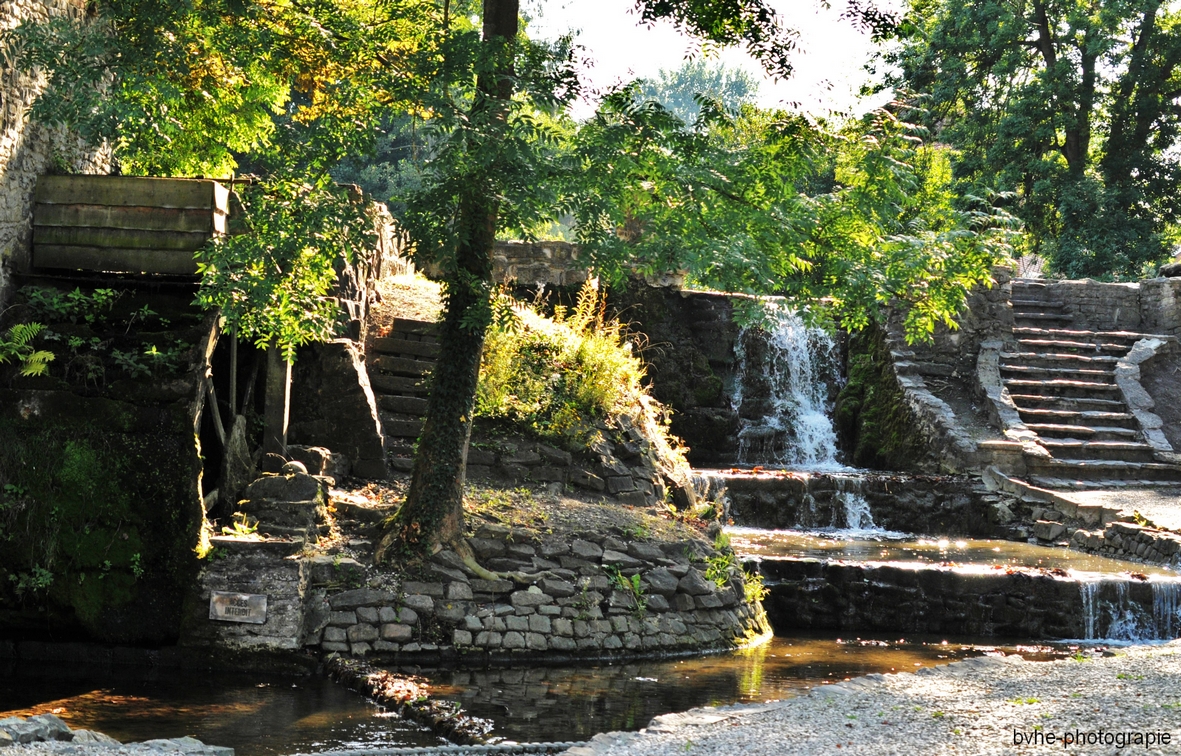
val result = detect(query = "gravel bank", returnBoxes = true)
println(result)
[566,642,1181,756]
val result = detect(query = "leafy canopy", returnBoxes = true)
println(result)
[886,0,1181,278]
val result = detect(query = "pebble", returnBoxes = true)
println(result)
[568,641,1181,755]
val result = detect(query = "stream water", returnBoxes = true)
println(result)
[0,635,1072,752]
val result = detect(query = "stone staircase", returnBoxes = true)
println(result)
[1003,280,1181,488]
[366,318,436,461]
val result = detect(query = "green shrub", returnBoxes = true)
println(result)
[477,281,646,442]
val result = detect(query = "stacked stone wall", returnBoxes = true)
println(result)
[1141,278,1181,337]
[303,526,768,661]
[1048,280,1142,331]
[0,0,110,305]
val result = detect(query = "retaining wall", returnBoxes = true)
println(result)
[0,0,110,305]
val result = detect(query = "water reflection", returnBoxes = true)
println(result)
[728,527,1175,577]
[0,662,438,755]
[408,634,1070,743]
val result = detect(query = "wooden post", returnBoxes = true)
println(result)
[263,346,291,457]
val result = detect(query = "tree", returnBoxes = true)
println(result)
[637,59,759,123]
[888,0,1181,278]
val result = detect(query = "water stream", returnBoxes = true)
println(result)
[732,307,843,469]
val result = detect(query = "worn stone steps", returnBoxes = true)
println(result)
[1008,394,1127,411]
[1016,408,1139,429]
[366,318,439,441]
[1012,298,1065,309]
[1013,312,1074,323]
[1013,326,1151,343]
[1004,378,1122,398]
[1001,351,1120,366]
[1038,439,1158,462]
[1024,458,1181,483]
[1028,477,1181,489]
[1023,423,1141,441]
[1000,363,1114,380]
[1015,338,1130,354]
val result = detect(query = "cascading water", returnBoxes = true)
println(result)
[732,307,842,469]
[1079,580,1181,641]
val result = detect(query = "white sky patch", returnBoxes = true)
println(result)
[523,0,901,119]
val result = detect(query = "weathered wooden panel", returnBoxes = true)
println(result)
[35,175,230,212]
[34,245,198,275]
[34,226,211,251]
[35,203,226,234]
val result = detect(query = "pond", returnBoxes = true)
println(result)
[0,634,1074,753]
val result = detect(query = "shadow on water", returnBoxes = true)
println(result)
[0,635,1076,752]
[0,661,439,754]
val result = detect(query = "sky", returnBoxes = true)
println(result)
[522,0,901,119]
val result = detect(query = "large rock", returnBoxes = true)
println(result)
[288,340,388,479]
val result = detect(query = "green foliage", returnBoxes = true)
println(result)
[887,0,1181,278]
[603,563,648,617]
[475,280,650,444]
[564,91,1019,342]
[3,0,440,177]
[0,323,55,377]
[194,178,377,360]
[22,287,120,325]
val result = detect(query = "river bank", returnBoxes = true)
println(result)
[567,641,1181,755]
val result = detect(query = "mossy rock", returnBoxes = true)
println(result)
[0,389,203,643]
[834,325,933,472]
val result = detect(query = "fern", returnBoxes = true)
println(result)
[0,323,55,377]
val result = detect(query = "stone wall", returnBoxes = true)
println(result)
[1140,277,1181,337]
[758,558,1088,639]
[492,241,590,288]
[720,471,1021,538]
[303,526,769,661]
[0,0,110,305]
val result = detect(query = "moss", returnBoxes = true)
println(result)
[0,395,202,642]
[834,325,931,471]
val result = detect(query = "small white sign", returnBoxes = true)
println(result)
[209,591,267,624]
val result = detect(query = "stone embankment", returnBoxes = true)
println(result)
[185,467,768,661]
[303,522,769,660]
[0,714,230,756]
[566,643,1181,756]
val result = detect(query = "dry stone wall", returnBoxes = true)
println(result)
[0,0,110,304]
[303,526,769,661]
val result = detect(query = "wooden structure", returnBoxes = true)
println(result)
[31,175,229,275]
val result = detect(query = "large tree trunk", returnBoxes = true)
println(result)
[375,0,518,562]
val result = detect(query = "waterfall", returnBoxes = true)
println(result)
[733,307,842,468]
[838,490,875,531]
[1078,580,1181,641]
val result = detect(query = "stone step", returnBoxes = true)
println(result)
[369,372,431,396]
[380,411,424,438]
[1039,439,1158,462]
[1024,458,1181,483]
[1013,312,1073,322]
[999,364,1114,380]
[1004,378,1122,398]
[390,318,439,336]
[371,336,440,359]
[1023,423,1142,441]
[1016,408,1138,429]
[1013,326,1156,343]
[1015,338,1130,355]
[370,354,435,377]
[1011,298,1065,309]
[379,394,429,416]
[1001,352,1120,367]
[1009,394,1127,411]
[1028,477,1181,490]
